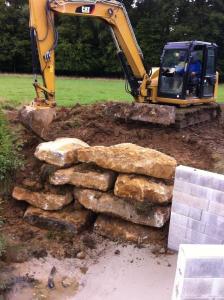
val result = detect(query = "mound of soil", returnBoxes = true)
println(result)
[1,102,224,266]
[43,102,224,172]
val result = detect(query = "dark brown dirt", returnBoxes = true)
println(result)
[44,102,224,172]
[1,101,224,268]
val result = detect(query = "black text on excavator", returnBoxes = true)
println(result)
[20,0,221,137]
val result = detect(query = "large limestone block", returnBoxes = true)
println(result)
[12,186,73,211]
[50,164,116,191]
[94,215,166,245]
[77,143,176,180]
[114,174,173,204]
[24,206,94,233]
[74,188,170,228]
[35,138,89,167]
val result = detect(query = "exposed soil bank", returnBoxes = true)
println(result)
[1,102,224,298]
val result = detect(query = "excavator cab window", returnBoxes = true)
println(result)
[158,41,217,100]
[158,49,188,99]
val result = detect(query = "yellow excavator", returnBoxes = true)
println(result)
[20,0,221,137]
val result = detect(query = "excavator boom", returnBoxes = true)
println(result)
[29,0,150,104]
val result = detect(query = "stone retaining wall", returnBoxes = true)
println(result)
[12,138,177,245]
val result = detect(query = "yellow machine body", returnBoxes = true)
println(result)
[29,0,218,107]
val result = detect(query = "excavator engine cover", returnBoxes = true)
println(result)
[19,105,56,138]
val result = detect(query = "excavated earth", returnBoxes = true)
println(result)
[1,102,224,297]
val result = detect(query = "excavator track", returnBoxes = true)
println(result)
[106,102,221,128]
[174,103,221,128]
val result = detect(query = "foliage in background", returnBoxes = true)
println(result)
[0,199,6,259]
[0,110,23,185]
[0,0,224,80]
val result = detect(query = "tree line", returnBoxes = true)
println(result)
[0,0,224,80]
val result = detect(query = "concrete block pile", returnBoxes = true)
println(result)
[168,165,224,251]
[172,244,224,300]
[12,138,177,245]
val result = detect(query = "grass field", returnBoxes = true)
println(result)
[0,74,223,107]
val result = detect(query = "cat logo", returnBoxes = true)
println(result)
[76,5,95,14]
[82,6,91,13]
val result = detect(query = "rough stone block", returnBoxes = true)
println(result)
[50,164,116,191]
[35,137,89,167]
[77,143,177,180]
[24,205,94,233]
[12,186,73,211]
[114,174,173,204]
[94,215,165,245]
[74,188,171,228]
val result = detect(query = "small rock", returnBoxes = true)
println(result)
[80,266,88,274]
[114,249,120,255]
[167,263,172,267]
[76,251,86,259]
[61,277,73,288]
[82,234,97,249]
[159,247,166,255]
[48,266,56,289]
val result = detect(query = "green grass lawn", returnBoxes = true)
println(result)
[0,74,132,108]
[0,74,223,107]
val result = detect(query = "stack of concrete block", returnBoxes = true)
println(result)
[172,244,224,300]
[168,165,224,251]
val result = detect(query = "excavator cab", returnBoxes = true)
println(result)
[158,41,217,101]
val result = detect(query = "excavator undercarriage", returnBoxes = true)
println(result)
[106,102,221,128]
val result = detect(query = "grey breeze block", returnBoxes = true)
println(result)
[168,165,224,251]
[172,244,224,300]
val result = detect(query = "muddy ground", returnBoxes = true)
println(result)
[1,102,224,298]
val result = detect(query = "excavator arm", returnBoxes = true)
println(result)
[29,0,151,106]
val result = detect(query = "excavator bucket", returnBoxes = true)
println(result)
[19,105,56,138]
